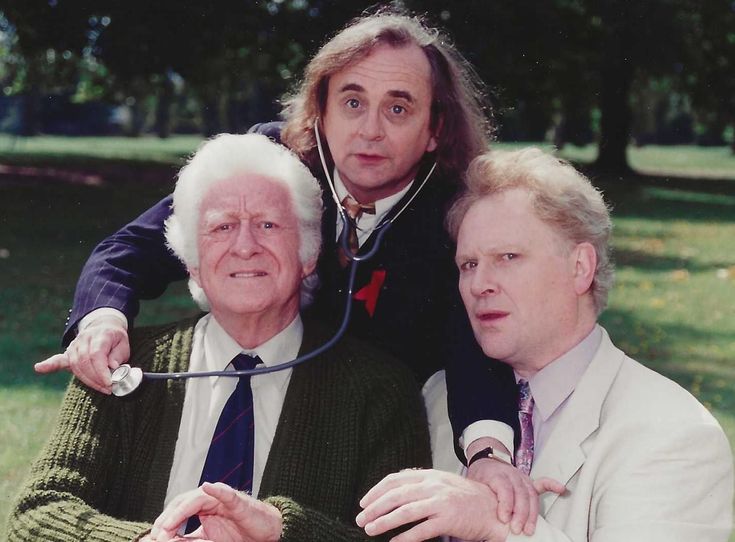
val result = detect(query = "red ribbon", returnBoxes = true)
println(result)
[353,270,386,317]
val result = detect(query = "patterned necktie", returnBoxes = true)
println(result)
[337,195,376,268]
[515,379,535,475]
[185,353,260,533]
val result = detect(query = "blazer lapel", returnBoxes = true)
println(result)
[530,329,626,514]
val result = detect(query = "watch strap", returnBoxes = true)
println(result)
[467,445,513,467]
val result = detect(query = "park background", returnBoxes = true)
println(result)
[0,0,734,539]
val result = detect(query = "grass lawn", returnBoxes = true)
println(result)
[1,136,734,539]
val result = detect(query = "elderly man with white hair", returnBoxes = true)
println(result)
[9,134,431,542]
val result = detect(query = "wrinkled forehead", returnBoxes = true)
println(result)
[339,42,429,80]
[323,42,433,105]
[198,174,295,220]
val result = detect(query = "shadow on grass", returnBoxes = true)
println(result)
[571,164,735,224]
[601,307,735,414]
[0,176,185,392]
[612,248,734,273]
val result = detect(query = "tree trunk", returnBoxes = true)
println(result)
[595,2,635,175]
[128,98,145,137]
[20,61,42,136]
[155,75,174,139]
[200,96,220,138]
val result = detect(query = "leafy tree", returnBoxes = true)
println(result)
[683,0,735,152]
[0,1,91,134]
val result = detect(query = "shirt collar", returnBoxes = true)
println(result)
[518,325,603,422]
[333,168,414,223]
[202,313,303,385]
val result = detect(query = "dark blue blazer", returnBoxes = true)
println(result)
[64,122,520,453]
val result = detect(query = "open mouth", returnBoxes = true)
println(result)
[355,153,387,163]
[230,271,267,278]
[476,311,509,322]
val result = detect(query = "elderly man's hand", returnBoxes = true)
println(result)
[356,469,511,542]
[148,482,282,542]
[34,314,130,394]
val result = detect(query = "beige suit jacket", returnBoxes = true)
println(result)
[507,328,733,542]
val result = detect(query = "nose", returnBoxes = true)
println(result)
[230,222,262,258]
[358,108,384,141]
[469,264,498,297]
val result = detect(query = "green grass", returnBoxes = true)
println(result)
[1,138,734,539]
[564,143,735,179]
[0,134,202,166]
[2,134,735,178]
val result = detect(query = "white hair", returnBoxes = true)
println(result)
[164,133,323,309]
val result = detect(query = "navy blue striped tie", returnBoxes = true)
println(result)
[185,353,259,533]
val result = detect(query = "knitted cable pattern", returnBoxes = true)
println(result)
[8,316,431,541]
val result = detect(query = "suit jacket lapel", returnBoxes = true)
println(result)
[530,329,626,514]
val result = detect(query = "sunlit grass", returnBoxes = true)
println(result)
[1,138,734,538]
[557,143,735,179]
[1,134,734,180]
[0,134,201,166]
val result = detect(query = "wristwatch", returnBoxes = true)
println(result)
[467,445,513,467]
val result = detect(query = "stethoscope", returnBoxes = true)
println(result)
[111,120,436,397]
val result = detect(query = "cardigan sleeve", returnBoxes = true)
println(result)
[7,378,153,541]
[266,496,378,541]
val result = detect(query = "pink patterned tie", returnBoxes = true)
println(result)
[515,379,535,474]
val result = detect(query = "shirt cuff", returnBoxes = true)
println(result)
[461,420,515,460]
[78,307,128,332]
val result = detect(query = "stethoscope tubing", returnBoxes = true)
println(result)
[113,121,434,392]
[141,220,391,380]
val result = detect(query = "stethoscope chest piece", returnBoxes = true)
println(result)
[111,364,144,397]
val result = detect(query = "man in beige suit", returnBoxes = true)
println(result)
[356,148,734,542]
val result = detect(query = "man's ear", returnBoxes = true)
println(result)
[302,259,317,279]
[427,113,444,153]
[189,266,201,286]
[573,242,597,295]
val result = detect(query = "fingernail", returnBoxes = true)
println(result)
[355,512,365,526]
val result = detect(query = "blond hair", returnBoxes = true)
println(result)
[280,8,492,178]
[446,148,614,314]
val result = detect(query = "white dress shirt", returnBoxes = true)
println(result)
[333,169,414,248]
[164,313,302,505]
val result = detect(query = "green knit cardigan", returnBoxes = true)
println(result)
[8,316,432,541]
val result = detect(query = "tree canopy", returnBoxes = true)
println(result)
[1,0,733,169]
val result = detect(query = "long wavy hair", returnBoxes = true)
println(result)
[280,9,493,180]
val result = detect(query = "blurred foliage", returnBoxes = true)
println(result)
[683,0,735,146]
[0,1,733,164]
